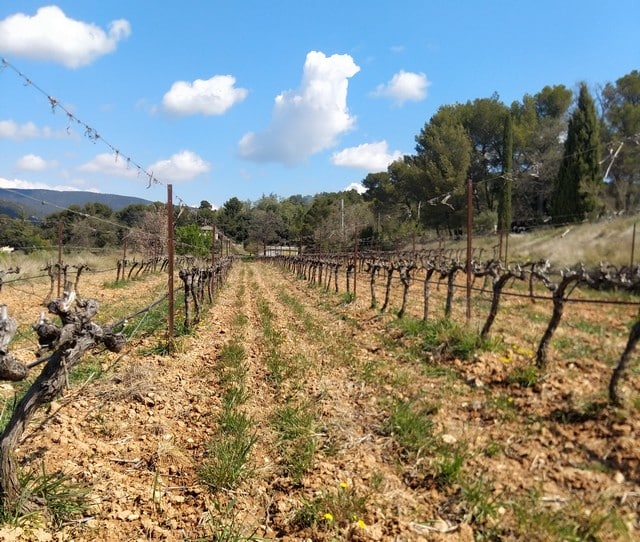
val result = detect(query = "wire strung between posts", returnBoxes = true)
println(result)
[23,288,179,370]
[0,57,194,211]
[111,291,172,330]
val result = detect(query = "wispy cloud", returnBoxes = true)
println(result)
[15,153,57,171]
[0,120,65,140]
[78,153,139,178]
[238,50,360,165]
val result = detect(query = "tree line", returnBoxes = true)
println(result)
[365,71,639,240]
[1,70,638,256]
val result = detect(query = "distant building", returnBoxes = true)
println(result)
[200,225,219,240]
[264,246,298,256]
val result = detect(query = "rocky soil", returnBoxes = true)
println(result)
[0,260,638,541]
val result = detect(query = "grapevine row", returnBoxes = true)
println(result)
[266,252,640,406]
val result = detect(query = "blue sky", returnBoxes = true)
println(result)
[1,1,639,209]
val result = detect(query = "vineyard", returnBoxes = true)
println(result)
[0,248,639,541]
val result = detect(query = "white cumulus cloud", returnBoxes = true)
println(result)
[163,75,248,116]
[331,141,403,172]
[146,151,211,182]
[0,5,131,68]
[343,182,366,194]
[238,50,360,165]
[78,152,139,178]
[373,70,430,105]
[15,153,57,171]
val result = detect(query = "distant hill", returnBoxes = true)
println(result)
[0,188,154,219]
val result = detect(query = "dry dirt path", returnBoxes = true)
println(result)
[1,260,638,541]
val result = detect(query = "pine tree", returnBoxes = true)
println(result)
[552,83,601,223]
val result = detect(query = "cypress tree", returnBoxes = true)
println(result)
[497,112,513,261]
[552,83,601,223]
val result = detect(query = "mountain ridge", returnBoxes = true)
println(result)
[0,188,155,219]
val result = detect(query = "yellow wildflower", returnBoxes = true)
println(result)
[339,481,348,489]
[323,512,334,522]
[357,519,366,529]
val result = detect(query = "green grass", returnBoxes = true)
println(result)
[507,364,540,388]
[0,378,33,433]
[256,297,274,323]
[459,475,504,537]
[384,398,438,455]
[572,319,604,334]
[360,358,382,382]
[390,316,430,337]
[511,489,628,541]
[201,342,255,491]
[482,439,504,457]
[340,292,356,305]
[294,482,368,531]
[422,363,459,380]
[219,342,246,367]
[383,395,473,491]
[68,355,103,386]
[196,499,261,542]
[490,394,520,421]
[420,318,482,361]
[221,385,249,412]
[389,316,484,361]
[433,442,467,488]
[232,312,248,328]
[199,310,257,492]
[199,432,257,491]
[278,290,317,335]
[272,401,317,483]
[218,342,247,388]
[101,279,129,289]
[264,350,287,388]
[0,463,91,527]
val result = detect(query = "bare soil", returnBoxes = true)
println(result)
[0,260,638,541]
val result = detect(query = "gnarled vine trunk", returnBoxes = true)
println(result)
[0,288,125,513]
[609,320,640,406]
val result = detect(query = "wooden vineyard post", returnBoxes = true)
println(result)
[466,177,473,324]
[631,222,636,267]
[167,184,175,344]
[353,234,358,299]
[57,220,63,298]
[212,225,216,268]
